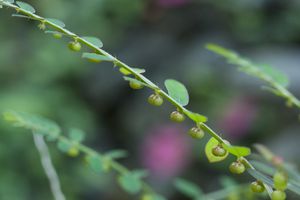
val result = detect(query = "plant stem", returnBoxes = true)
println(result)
[33,133,66,200]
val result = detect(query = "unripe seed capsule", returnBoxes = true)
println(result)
[129,81,144,90]
[229,161,246,174]
[271,190,286,200]
[188,127,204,139]
[212,145,227,157]
[68,41,81,52]
[148,94,163,106]
[170,111,185,123]
[274,171,288,190]
[250,181,265,193]
[53,32,63,39]
[67,147,79,157]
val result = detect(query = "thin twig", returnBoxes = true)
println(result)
[33,133,66,200]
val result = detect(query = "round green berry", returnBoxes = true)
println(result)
[271,190,286,200]
[67,147,79,157]
[212,145,227,157]
[274,171,288,190]
[188,127,204,139]
[170,111,185,123]
[68,41,81,52]
[148,94,163,106]
[53,32,63,39]
[250,181,265,193]
[229,161,246,174]
[129,81,144,90]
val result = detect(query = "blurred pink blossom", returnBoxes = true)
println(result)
[219,97,257,139]
[156,0,189,8]
[140,125,191,179]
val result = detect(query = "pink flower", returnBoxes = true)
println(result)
[156,0,189,8]
[219,97,257,139]
[140,125,191,179]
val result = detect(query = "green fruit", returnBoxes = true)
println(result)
[229,161,245,174]
[274,171,288,190]
[212,145,227,157]
[271,190,286,200]
[148,94,163,106]
[68,41,81,52]
[170,111,185,123]
[188,127,204,139]
[129,81,144,89]
[141,194,153,200]
[53,32,63,39]
[67,147,79,157]
[250,181,265,193]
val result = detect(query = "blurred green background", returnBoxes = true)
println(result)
[0,0,300,199]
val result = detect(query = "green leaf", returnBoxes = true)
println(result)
[164,79,189,106]
[223,145,251,157]
[247,169,273,186]
[249,160,276,176]
[11,13,32,19]
[123,76,151,88]
[105,149,128,159]
[261,65,289,87]
[205,137,228,163]
[3,110,61,138]
[174,178,203,198]
[206,43,238,60]
[131,170,148,179]
[46,18,65,28]
[118,173,142,194]
[82,36,103,48]
[82,53,113,62]
[57,140,71,153]
[86,154,104,173]
[6,0,15,3]
[184,110,207,123]
[16,1,35,13]
[119,67,145,75]
[69,128,85,143]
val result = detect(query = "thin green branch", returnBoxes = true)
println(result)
[0,1,278,198]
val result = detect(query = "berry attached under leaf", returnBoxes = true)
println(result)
[271,190,286,200]
[170,111,185,123]
[229,161,245,174]
[250,181,265,193]
[148,94,163,106]
[273,171,288,190]
[68,41,81,52]
[129,81,144,90]
[53,32,63,39]
[188,127,204,139]
[212,145,227,157]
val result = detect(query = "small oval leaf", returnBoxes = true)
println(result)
[184,110,207,123]
[46,18,65,28]
[82,36,103,48]
[223,145,251,157]
[205,137,228,163]
[119,67,145,75]
[16,1,35,13]
[118,173,142,194]
[82,53,113,62]
[165,79,189,106]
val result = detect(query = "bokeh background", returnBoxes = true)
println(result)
[0,0,300,199]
